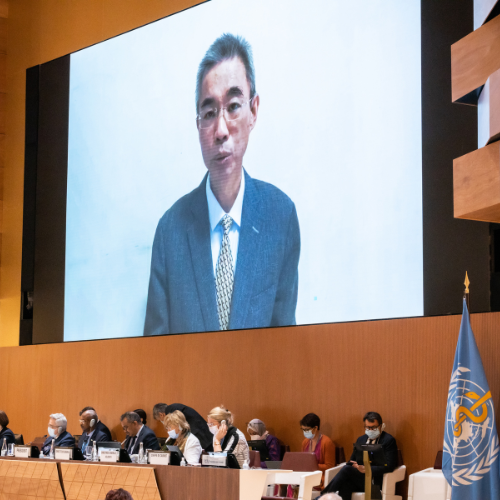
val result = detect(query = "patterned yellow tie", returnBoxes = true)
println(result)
[216,214,234,330]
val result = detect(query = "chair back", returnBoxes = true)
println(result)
[335,445,345,465]
[434,450,443,469]
[281,452,318,471]
[249,449,260,468]
[14,434,24,445]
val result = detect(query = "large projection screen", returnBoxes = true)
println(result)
[63,0,422,341]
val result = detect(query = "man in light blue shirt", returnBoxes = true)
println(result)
[144,33,300,336]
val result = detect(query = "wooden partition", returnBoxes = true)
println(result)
[0,311,499,497]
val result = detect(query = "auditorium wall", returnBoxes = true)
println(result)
[1,311,500,493]
[0,0,198,347]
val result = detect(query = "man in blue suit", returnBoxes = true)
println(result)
[144,33,300,336]
[121,412,160,455]
[41,413,75,456]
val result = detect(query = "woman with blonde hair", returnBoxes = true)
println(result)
[163,410,202,465]
[207,405,249,467]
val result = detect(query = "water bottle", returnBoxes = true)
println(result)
[242,459,250,470]
[92,440,98,462]
[180,457,187,467]
[1,438,6,457]
[138,442,144,464]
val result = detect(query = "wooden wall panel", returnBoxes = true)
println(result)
[453,141,500,221]
[478,67,500,147]
[0,311,499,497]
[60,463,161,500]
[0,460,64,499]
[451,14,500,102]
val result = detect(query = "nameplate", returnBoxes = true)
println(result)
[14,445,31,458]
[202,454,227,467]
[54,447,73,461]
[148,451,170,465]
[100,450,119,463]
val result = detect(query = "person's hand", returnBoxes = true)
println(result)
[215,421,228,441]
[353,463,366,474]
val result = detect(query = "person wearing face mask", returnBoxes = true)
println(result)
[41,413,75,456]
[207,405,250,467]
[0,411,16,449]
[320,411,398,500]
[162,410,202,465]
[247,419,280,467]
[299,413,336,489]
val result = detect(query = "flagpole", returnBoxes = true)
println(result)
[464,271,470,311]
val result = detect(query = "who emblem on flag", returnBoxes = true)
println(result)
[443,299,500,498]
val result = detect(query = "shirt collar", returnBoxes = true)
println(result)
[206,170,245,231]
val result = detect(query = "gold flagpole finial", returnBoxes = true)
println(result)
[464,272,470,294]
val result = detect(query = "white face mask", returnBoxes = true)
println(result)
[250,434,263,441]
[48,427,57,438]
[209,425,219,435]
[303,430,314,439]
[365,428,380,439]
[168,429,179,439]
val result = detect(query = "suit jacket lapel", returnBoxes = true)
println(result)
[229,171,264,329]
[187,174,219,332]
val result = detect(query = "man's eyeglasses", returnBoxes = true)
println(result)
[197,96,255,129]
[364,425,380,431]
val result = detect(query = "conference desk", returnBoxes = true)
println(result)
[0,457,272,500]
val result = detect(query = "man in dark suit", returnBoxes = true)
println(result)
[321,412,398,500]
[121,412,159,455]
[152,403,213,452]
[78,409,109,454]
[144,33,300,336]
[41,413,76,456]
[79,406,112,440]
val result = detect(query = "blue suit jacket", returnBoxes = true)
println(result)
[41,431,75,455]
[144,170,300,336]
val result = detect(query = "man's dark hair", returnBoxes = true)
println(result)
[120,411,141,424]
[0,411,9,428]
[363,412,383,425]
[105,488,134,500]
[133,409,147,425]
[300,413,321,430]
[196,33,256,111]
[80,406,96,416]
[152,403,169,419]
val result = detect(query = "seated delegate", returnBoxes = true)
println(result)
[247,418,280,467]
[163,410,202,465]
[321,411,398,500]
[300,413,335,489]
[41,413,75,456]
[79,406,112,440]
[153,402,213,451]
[208,405,249,467]
[133,409,148,425]
[121,411,159,455]
[78,409,109,454]
[0,410,16,448]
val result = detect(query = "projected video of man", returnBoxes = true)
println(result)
[143,34,301,336]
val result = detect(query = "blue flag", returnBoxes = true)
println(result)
[443,299,500,498]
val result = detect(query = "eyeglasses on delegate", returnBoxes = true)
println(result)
[197,96,256,129]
